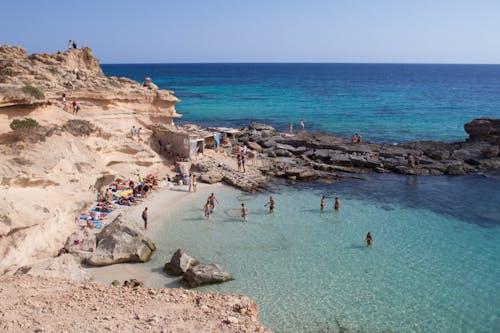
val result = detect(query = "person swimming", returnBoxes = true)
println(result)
[365,232,373,246]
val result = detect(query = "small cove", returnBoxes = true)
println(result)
[133,173,500,333]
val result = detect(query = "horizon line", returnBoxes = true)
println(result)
[101,61,500,66]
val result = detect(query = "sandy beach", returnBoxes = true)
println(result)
[87,182,227,287]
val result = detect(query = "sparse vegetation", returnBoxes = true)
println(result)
[21,85,45,100]
[9,118,40,130]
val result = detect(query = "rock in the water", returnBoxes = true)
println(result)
[14,254,93,282]
[182,263,233,288]
[200,170,224,184]
[86,214,156,266]
[164,249,199,276]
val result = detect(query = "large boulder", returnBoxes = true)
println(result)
[14,254,93,282]
[182,263,233,288]
[86,214,156,266]
[464,118,500,143]
[64,229,97,261]
[246,141,263,152]
[164,249,199,276]
[249,123,276,132]
[200,170,224,184]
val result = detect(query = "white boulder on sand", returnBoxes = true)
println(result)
[86,214,156,266]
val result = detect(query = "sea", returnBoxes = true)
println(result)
[102,64,500,333]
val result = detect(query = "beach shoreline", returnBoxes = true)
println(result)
[87,181,227,287]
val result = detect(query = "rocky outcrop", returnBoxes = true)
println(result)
[0,45,181,118]
[465,118,500,144]
[236,119,500,178]
[86,214,156,266]
[14,254,93,282]
[199,170,224,184]
[182,263,233,288]
[164,249,199,276]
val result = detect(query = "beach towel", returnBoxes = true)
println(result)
[93,221,103,229]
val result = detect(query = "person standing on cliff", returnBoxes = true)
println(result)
[300,119,305,131]
[142,207,148,230]
[67,40,72,50]
[289,122,293,133]
[72,40,77,49]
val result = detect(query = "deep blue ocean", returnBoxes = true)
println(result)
[101,64,500,332]
[102,63,500,143]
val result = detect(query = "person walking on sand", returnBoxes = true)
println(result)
[334,197,340,211]
[192,174,197,192]
[320,195,326,211]
[142,207,148,230]
[242,152,246,173]
[269,196,275,213]
[130,126,136,138]
[365,232,373,246]
[241,203,248,222]
[188,173,193,192]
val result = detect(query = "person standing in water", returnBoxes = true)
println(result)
[269,196,275,213]
[208,193,219,210]
[142,207,148,230]
[334,197,340,211]
[320,195,326,211]
[241,203,248,222]
[204,200,212,219]
[365,232,373,246]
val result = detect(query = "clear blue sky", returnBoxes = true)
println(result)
[1,0,499,64]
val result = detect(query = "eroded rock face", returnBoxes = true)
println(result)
[14,254,93,282]
[200,170,224,184]
[86,214,156,266]
[164,249,199,276]
[0,45,181,116]
[182,263,233,288]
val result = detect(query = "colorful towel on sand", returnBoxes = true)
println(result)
[93,221,103,229]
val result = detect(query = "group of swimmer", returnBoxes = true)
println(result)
[205,193,373,247]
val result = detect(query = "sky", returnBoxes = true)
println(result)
[1,0,499,64]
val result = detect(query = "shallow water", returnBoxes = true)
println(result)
[143,174,500,333]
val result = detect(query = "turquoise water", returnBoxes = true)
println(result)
[102,63,500,143]
[99,64,500,331]
[144,174,500,333]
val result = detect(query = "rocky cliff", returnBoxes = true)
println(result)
[0,45,180,117]
[0,46,181,273]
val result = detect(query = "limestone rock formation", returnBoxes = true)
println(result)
[182,263,233,288]
[14,254,93,282]
[164,249,199,276]
[200,170,224,184]
[86,214,156,266]
[0,45,181,119]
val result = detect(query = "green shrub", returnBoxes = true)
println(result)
[10,118,40,130]
[21,85,45,100]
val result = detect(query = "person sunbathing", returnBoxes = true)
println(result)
[86,219,95,229]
